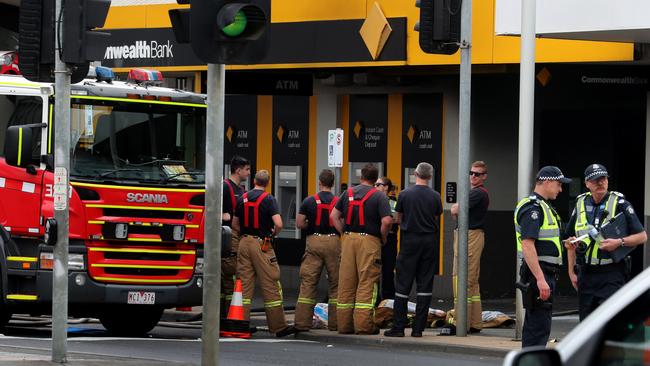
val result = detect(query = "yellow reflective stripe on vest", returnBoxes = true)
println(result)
[514,196,562,265]
[574,192,619,265]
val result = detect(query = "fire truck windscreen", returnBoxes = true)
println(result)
[70,99,206,184]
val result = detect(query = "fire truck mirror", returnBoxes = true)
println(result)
[4,125,36,168]
[44,218,58,246]
[222,226,232,253]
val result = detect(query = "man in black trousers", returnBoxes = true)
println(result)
[384,162,443,337]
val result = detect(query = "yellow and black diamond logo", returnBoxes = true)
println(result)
[353,120,364,139]
[226,126,234,143]
[276,125,285,143]
[407,125,417,144]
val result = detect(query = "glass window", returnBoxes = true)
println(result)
[596,290,650,366]
[70,99,206,184]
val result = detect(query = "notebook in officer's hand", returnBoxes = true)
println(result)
[599,212,632,263]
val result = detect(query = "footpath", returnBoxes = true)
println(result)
[0,296,580,364]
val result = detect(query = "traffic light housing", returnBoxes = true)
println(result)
[169,0,269,64]
[18,0,110,83]
[415,0,460,55]
[62,0,111,65]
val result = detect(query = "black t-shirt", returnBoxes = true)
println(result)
[223,178,244,226]
[299,191,338,235]
[516,193,561,258]
[565,191,645,237]
[234,189,280,238]
[395,185,442,234]
[335,184,392,238]
[469,185,490,230]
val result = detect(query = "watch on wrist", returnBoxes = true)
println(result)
[620,238,625,247]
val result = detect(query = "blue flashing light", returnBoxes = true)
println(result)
[95,66,114,83]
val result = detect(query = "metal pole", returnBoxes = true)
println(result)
[515,0,537,341]
[52,0,70,361]
[201,63,225,366]
[456,0,472,338]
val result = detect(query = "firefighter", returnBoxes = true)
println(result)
[330,164,393,335]
[514,166,571,347]
[294,169,340,332]
[221,155,250,315]
[384,162,442,338]
[232,170,296,337]
[564,164,647,320]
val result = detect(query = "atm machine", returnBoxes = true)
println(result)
[274,165,301,239]
[403,167,434,189]
[348,162,384,186]
[224,164,250,190]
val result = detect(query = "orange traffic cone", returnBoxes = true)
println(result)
[220,279,251,339]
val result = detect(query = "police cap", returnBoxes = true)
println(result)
[536,166,572,183]
[584,163,608,181]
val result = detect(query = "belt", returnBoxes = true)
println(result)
[243,234,271,241]
[344,232,368,236]
[581,262,625,273]
[312,233,338,237]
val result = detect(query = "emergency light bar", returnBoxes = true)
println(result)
[0,51,20,75]
[87,66,114,83]
[127,68,164,85]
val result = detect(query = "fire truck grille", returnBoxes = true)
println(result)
[103,208,185,220]
[105,268,178,276]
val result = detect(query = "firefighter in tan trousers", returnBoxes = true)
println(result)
[221,155,250,315]
[442,161,490,335]
[330,164,393,334]
[232,170,296,337]
[294,169,340,332]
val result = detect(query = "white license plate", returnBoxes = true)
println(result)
[127,291,156,305]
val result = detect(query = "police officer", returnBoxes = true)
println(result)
[514,166,571,347]
[384,162,442,338]
[330,164,392,335]
[221,155,250,314]
[565,164,647,321]
[232,170,296,337]
[294,169,340,332]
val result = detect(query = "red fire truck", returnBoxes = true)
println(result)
[0,58,209,335]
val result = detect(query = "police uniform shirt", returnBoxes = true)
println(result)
[299,191,338,235]
[234,189,280,238]
[516,193,561,258]
[395,185,442,234]
[223,178,244,227]
[335,185,392,238]
[469,185,490,230]
[565,192,645,237]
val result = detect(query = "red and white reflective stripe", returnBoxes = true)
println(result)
[0,178,5,188]
[21,182,35,193]
[28,228,39,233]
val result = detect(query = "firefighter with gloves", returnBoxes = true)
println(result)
[330,164,392,334]
[514,166,570,347]
[232,170,296,337]
[294,169,341,332]
[564,163,647,321]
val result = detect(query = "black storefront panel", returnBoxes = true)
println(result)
[225,95,258,176]
[348,95,388,185]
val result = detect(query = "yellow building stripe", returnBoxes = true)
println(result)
[92,264,193,270]
[85,204,202,212]
[88,247,195,255]
[194,72,202,93]
[308,96,318,196]
[7,294,38,301]
[71,95,205,108]
[93,277,188,284]
[7,256,38,262]
[271,0,365,23]
[387,94,402,190]
[257,96,273,193]
[72,181,204,193]
[340,95,350,185]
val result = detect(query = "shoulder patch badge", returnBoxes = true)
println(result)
[627,206,635,215]
[530,211,539,220]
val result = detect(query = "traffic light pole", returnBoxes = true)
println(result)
[52,0,71,362]
[516,0,537,341]
[456,0,472,338]
[202,63,225,366]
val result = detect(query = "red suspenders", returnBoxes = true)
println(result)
[345,187,377,226]
[243,191,269,229]
[224,179,237,212]
[314,193,339,227]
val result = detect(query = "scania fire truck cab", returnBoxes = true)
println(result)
[0,68,209,335]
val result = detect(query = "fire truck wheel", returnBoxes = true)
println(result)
[99,305,164,336]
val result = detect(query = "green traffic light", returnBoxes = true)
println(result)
[221,10,247,37]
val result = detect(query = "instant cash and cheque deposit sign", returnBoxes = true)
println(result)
[328,129,344,168]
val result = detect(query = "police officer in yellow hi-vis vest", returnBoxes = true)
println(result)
[514,166,571,347]
[564,164,647,321]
